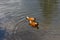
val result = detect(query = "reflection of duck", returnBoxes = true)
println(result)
[26,16,39,29]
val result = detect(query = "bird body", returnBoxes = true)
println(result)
[26,16,39,29]
[26,16,36,21]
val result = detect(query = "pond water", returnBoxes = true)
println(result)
[0,0,60,40]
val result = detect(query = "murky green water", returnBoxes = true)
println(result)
[0,0,60,40]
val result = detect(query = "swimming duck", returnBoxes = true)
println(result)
[26,16,36,21]
[29,21,39,29]
[26,16,39,29]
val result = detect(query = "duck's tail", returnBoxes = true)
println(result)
[26,16,29,19]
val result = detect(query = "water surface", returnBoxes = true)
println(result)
[0,0,60,40]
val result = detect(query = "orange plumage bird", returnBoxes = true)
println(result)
[26,16,39,29]
[26,16,36,21]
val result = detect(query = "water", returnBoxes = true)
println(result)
[0,0,60,40]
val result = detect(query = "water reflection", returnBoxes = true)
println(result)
[39,0,58,29]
